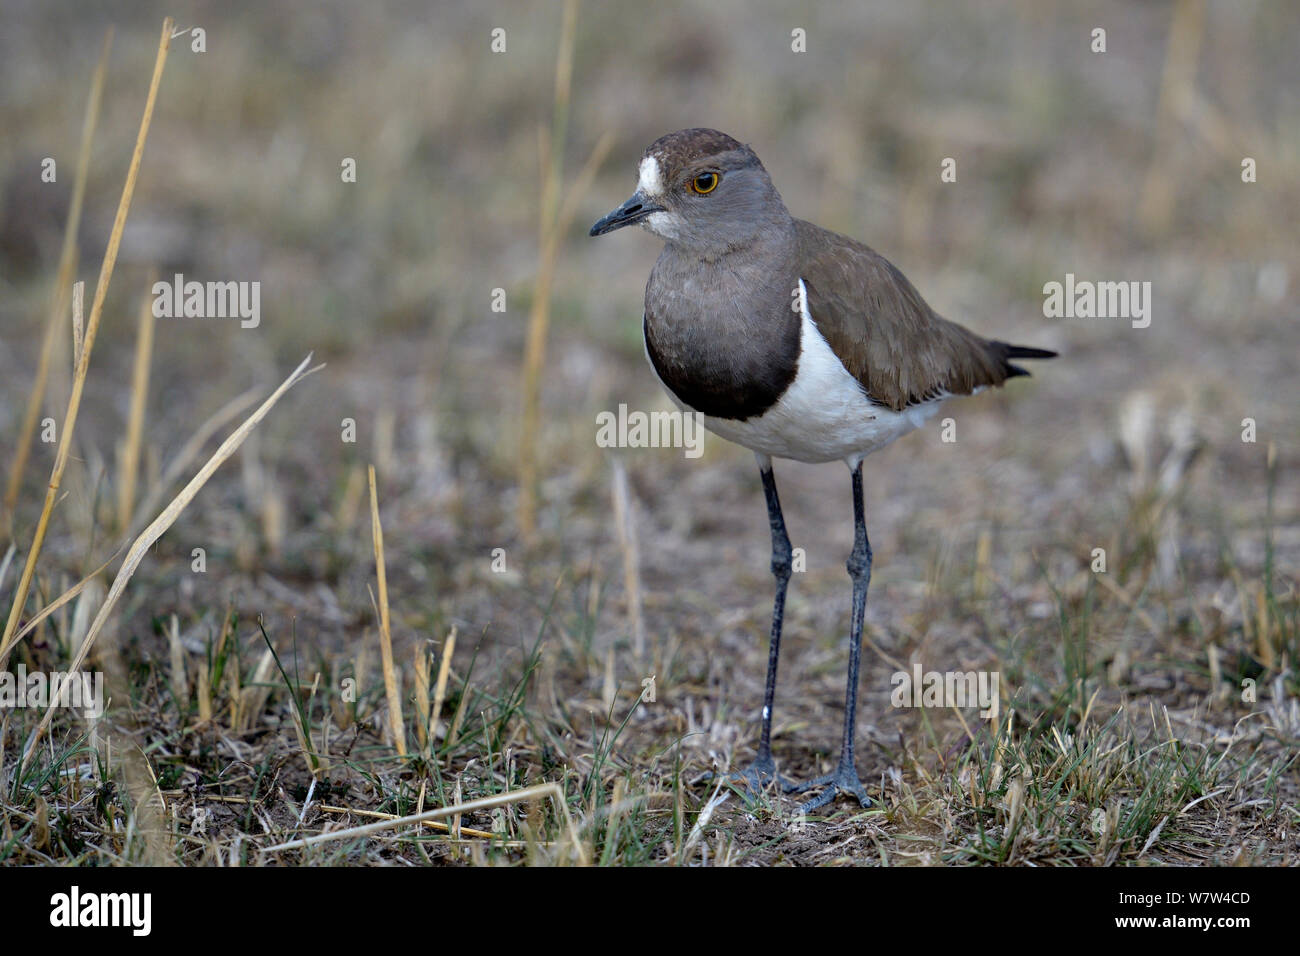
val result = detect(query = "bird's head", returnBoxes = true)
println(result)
[590,128,789,256]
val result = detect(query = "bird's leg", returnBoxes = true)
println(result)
[792,461,872,813]
[731,458,797,795]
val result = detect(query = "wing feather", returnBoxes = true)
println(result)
[794,220,1051,411]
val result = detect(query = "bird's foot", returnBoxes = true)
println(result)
[714,755,797,801]
[790,760,871,814]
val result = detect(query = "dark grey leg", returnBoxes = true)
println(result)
[792,461,872,812]
[734,459,796,794]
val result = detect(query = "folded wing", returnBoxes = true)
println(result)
[795,219,1055,412]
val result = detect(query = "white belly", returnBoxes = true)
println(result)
[645,280,945,466]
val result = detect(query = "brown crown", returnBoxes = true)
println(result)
[643,128,759,175]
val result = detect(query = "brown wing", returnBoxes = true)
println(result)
[795,219,1042,412]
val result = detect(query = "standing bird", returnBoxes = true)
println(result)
[590,129,1054,811]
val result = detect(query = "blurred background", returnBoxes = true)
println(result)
[0,0,1296,863]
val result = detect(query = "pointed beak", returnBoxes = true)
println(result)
[589,191,665,237]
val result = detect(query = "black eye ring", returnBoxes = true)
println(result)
[691,172,719,194]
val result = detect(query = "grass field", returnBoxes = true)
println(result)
[0,0,1297,866]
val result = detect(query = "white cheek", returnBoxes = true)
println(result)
[638,156,663,197]
[644,211,683,239]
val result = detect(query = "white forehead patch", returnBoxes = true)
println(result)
[637,155,664,196]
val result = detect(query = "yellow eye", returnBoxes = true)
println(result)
[690,172,719,194]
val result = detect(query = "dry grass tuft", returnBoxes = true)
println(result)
[1,18,174,665]
[19,353,320,769]
[116,277,158,532]
[368,464,405,756]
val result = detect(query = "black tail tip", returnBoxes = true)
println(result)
[1004,344,1058,360]
[1001,343,1055,380]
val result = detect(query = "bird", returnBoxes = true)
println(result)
[589,128,1055,812]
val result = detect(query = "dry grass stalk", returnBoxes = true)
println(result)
[0,545,15,594]
[351,630,371,724]
[368,464,406,755]
[168,614,188,709]
[610,458,645,660]
[1,18,174,666]
[3,31,111,533]
[70,280,85,372]
[1138,0,1205,235]
[18,354,320,768]
[335,462,366,533]
[89,603,175,866]
[238,647,276,733]
[679,777,729,864]
[196,657,212,724]
[605,778,626,854]
[413,645,431,752]
[262,782,587,863]
[117,277,158,531]
[318,804,497,839]
[4,545,124,649]
[602,644,616,712]
[517,0,616,540]
[312,671,331,769]
[68,579,102,657]
[517,129,614,538]
[261,480,286,559]
[285,670,323,778]
[429,625,457,752]
[445,661,471,751]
